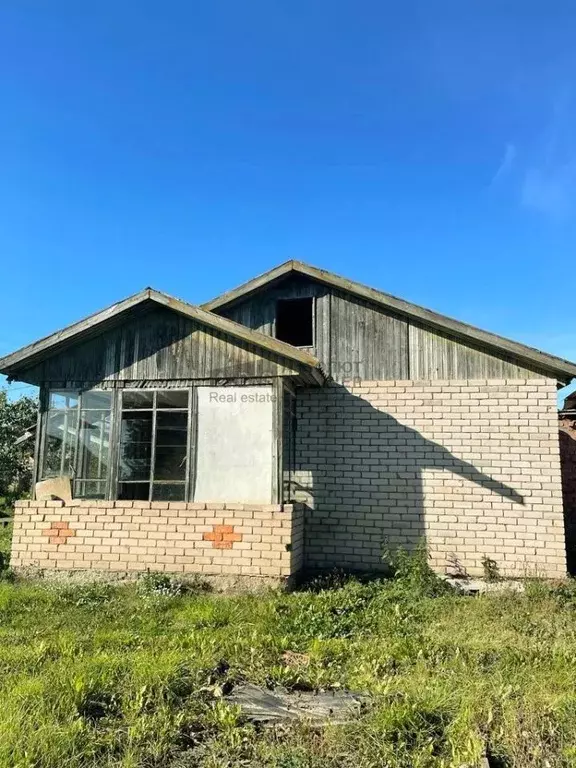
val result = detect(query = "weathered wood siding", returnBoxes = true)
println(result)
[216,275,551,381]
[220,274,331,369]
[408,324,549,380]
[330,291,408,381]
[20,307,304,385]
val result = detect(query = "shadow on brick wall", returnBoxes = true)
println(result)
[294,385,524,574]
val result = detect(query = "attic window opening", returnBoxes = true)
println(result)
[275,297,314,347]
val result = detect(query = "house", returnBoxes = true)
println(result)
[1,260,574,581]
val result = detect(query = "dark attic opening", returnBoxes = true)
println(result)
[275,297,313,347]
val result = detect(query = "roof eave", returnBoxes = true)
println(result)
[203,260,576,384]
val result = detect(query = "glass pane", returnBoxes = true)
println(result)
[156,411,188,445]
[42,408,77,478]
[156,390,189,409]
[154,411,187,480]
[152,483,186,501]
[119,412,152,481]
[82,391,112,410]
[122,390,154,409]
[155,447,187,480]
[75,480,106,499]
[77,410,111,480]
[49,391,79,410]
[118,482,150,500]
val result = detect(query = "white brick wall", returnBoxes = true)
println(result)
[10,379,565,580]
[11,501,304,579]
[293,379,566,578]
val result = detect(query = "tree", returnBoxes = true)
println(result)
[0,390,38,502]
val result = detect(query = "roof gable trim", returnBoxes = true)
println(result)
[203,260,576,383]
[0,288,324,383]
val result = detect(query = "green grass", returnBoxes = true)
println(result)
[0,519,12,570]
[1,552,576,767]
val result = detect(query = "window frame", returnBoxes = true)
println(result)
[38,388,114,499]
[40,389,80,480]
[75,391,114,500]
[115,388,194,503]
[37,382,281,504]
[274,296,316,348]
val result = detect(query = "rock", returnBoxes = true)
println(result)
[445,577,525,595]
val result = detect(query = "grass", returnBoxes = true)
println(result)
[0,518,12,571]
[0,545,576,767]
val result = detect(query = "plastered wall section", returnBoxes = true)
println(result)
[293,379,566,578]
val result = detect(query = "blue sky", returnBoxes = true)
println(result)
[1,1,576,400]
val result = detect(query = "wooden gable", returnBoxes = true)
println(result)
[15,306,318,387]
[206,261,575,384]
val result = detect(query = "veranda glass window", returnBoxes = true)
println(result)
[75,391,112,499]
[118,390,190,501]
[41,390,112,499]
[42,391,79,478]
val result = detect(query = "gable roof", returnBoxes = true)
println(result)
[203,259,576,383]
[0,288,325,384]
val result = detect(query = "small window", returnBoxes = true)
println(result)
[275,297,313,347]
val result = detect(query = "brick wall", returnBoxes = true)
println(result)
[11,501,304,579]
[293,379,566,578]
[559,415,576,572]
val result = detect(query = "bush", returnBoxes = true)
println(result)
[383,543,455,598]
[0,390,37,499]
